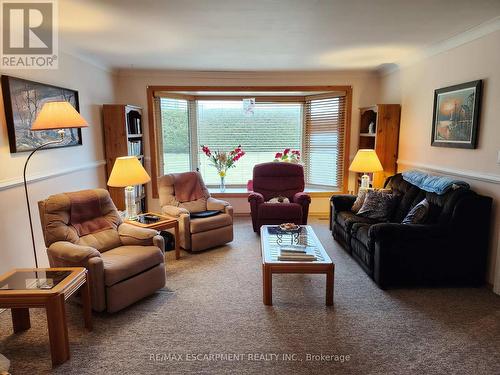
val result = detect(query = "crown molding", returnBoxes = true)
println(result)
[397,159,500,185]
[0,160,106,191]
[379,16,500,76]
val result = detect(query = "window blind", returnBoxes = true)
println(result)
[158,97,191,174]
[304,94,346,190]
[197,100,302,185]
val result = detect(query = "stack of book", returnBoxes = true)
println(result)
[278,245,317,261]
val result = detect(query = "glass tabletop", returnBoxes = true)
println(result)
[263,225,330,263]
[0,270,72,290]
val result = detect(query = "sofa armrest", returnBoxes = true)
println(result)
[162,205,190,218]
[118,222,159,246]
[248,191,264,204]
[48,241,101,264]
[330,195,356,212]
[292,192,311,205]
[207,196,229,212]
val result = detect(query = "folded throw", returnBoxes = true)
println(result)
[174,172,205,202]
[402,170,469,195]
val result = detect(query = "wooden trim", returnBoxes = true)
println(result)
[147,86,160,198]
[192,95,306,102]
[147,85,353,199]
[343,87,353,193]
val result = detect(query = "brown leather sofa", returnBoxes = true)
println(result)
[38,189,166,313]
[158,172,233,252]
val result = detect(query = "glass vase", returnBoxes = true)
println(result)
[220,176,226,192]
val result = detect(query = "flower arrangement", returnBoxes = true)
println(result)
[274,148,301,163]
[201,144,245,191]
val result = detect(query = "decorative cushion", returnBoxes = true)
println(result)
[351,189,368,213]
[268,196,290,204]
[352,188,392,213]
[357,190,399,221]
[402,199,429,224]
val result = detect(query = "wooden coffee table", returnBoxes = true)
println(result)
[126,212,181,259]
[0,267,92,366]
[260,225,334,306]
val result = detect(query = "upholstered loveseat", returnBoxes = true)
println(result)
[330,173,492,288]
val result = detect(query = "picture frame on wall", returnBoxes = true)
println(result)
[1,75,83,153]
[431,80,482,149]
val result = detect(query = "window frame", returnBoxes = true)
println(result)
[147,86,352,198]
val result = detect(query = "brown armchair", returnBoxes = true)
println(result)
[158,171,233,252]
[38,189,166,313]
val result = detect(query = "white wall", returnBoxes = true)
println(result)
[380,30,500,290]
[113,70,381,214]
[0,52,115,273]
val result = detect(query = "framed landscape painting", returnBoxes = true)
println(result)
[1,75,82,153]
[431,80,482,149]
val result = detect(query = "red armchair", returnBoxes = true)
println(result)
[248,162,311,232]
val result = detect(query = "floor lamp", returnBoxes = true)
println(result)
[25,102,88,268]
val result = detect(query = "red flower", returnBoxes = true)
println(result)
[291,150,300,155]
[283,148,290,155]
[275,152,283,159]
[201,145,211,156]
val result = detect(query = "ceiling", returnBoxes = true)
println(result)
[58,0,500,71]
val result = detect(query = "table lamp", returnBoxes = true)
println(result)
[349,149,383,189]
[107,156,151,220]
[25,101,89,268]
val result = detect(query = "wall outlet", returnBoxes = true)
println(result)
[498,150,500,164]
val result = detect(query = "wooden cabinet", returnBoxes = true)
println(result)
[102,104,147,212]
[358,104,401,188]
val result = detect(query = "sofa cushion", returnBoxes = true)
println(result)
[258,202,302,220]
[190,213,232,233]
[78,228,122,253]
[101,245,164,287]
[351,223,371,248]
[336,211,376,232]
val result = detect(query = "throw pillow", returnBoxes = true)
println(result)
[268,196,290,204]
[357,190,398,221]
[351,188,392,213]
[402,199,429,224]
[351,189,368,213]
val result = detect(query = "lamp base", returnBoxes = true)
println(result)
[124,186,137,220]
[360,174,371,189]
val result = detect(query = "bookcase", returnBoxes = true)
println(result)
[102,104,147,213]
[357,104,401,189]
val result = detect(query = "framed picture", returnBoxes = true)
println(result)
[431,80,482,149]
[1,75,83,153]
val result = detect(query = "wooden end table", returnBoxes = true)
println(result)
[260,225,334,306]
[126,212,181,260]
[0,267,92,366]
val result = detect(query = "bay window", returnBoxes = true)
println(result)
[150,87,351,196]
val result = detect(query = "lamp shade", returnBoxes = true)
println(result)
[107,156,151,187]
[349,149,383,173]
[31,101,88,130]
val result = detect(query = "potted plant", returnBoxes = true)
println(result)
[201,145,245,191]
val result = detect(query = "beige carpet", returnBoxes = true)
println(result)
[1,218,500,375]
